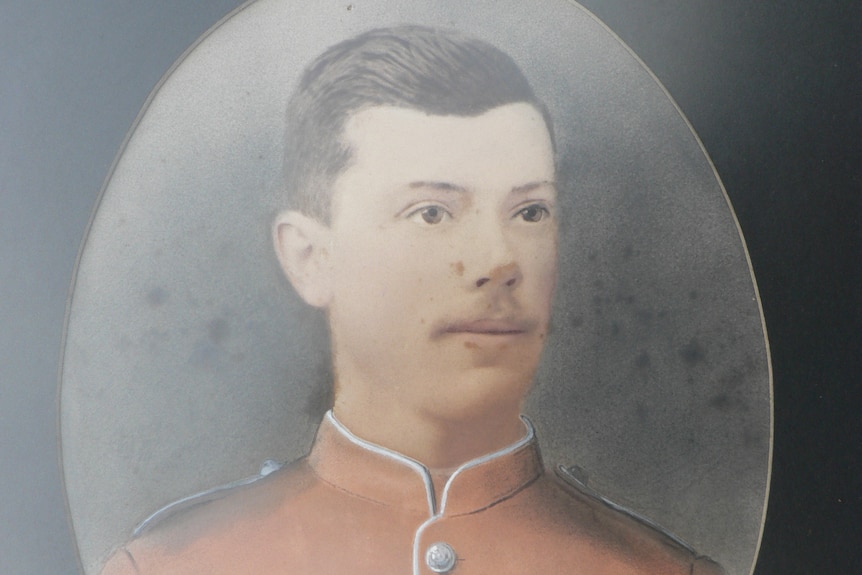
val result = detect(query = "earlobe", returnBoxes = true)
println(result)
[273,210,333,308]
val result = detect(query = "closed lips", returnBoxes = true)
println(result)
[443,319,532,335]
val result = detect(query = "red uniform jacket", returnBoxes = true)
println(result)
[101,412,724,575]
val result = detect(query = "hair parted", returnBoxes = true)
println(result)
[282,25,554,222]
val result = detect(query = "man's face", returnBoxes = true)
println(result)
[325,102,557,423]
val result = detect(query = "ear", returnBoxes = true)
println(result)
[273,210,333,308]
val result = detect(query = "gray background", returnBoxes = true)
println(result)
[2,2,859,575]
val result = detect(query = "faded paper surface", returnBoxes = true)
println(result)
[59,2,771,574]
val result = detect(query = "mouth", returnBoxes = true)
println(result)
[440,318,534,337]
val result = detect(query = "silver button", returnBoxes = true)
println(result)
[425,542,457,573]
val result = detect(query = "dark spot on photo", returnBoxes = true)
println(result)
[207,317,230,345]
[708,393,732,412]
[189,342,220,368]
[635,403,649,424]
[680,339,706,366]
[146,287,169,306]
[634,308,653,325]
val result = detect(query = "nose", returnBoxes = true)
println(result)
[469,220,521,290]
[475,262,521,289]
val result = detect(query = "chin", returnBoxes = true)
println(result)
[421,368,534,424]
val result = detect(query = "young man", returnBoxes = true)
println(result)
[102,26,723,575]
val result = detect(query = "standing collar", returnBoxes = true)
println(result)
[307,410,543,518]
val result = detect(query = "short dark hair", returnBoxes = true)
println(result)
[283,25,554,222]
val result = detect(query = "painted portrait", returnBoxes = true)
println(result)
[59,2,771,575]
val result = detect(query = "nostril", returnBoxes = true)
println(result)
[505,277,517,287]
[476,277,490,288]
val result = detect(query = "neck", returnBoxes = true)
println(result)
[331,390,526,470]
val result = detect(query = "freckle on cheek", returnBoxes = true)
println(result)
[450,261,465,276]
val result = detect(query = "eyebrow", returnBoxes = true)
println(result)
[407,180,555,194]
[407,181,467,193]
[512,180,556,194]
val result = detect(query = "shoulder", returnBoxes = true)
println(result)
[525,465,725,575]
[99,457,321,575]
[129,459,288,539]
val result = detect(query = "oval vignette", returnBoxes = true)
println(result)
[59,2,772,574]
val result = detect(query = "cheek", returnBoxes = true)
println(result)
[531,241,557,276]
[542,250,559,294]
[524,244,558,311]
[537,267,558,312]
[332,233,449,317]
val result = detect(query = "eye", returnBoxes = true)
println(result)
[516,203,550,223]
[407,205,451,225]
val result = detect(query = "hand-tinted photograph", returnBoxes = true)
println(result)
[1,2,857,575]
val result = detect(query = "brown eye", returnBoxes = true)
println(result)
[421,206,443,224]
[518,204,548,222]
[409,205,450,225]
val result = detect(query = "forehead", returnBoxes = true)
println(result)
[335,103,555,195]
